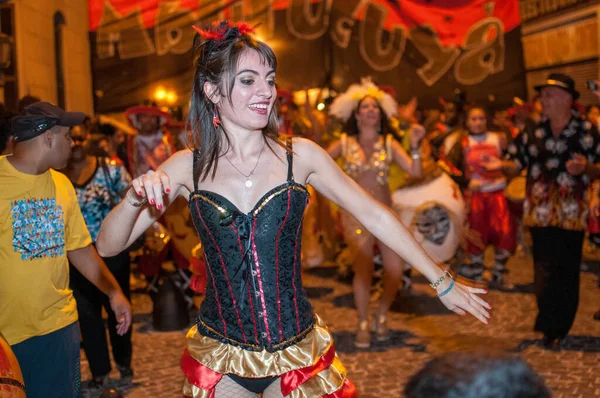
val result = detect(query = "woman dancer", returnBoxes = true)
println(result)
[97,21,490,398]
[326,79,426,348]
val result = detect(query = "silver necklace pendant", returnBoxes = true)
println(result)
[245,179,253,188]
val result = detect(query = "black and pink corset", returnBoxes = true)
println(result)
[188,150,314,353]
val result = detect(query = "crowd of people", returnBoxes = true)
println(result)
[1,19,598,398]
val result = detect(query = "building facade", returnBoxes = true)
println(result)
[521,0,600,105]
[0,0,93,114]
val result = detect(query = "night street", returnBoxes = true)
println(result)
[81,249,600,398]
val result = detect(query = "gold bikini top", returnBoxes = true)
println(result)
[341,133,393,185]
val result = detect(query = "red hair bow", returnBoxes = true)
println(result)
[192,21,256,41]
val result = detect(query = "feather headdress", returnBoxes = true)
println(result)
[329,77,398,122]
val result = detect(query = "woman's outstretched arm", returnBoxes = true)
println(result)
[294,137,491,324]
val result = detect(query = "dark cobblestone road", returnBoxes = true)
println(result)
[81,250,600,397]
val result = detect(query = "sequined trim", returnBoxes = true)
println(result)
[252,186,308,216]
[252,217,272,345]
[190,183,309,217]
[191,193,229,215]
[342,134,391,186]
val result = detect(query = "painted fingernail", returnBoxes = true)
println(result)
[165,188,170,193]
[138,191,143,196]
[461,313,466,316]
[157,204,163,210]
[150,199,155,205]
[484,290,488,293]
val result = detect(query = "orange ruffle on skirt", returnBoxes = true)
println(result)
[180,315,357,398]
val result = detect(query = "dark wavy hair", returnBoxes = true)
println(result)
[344,95,394,137]
[188,21,285,183]
[405,353,551,398]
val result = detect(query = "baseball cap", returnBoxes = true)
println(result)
[11,101,86,142]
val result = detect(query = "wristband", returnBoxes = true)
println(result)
[437,279,455,297]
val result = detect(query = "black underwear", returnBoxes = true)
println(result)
[227,374,278,393]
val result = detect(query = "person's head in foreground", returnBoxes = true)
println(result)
[404,352,551,398]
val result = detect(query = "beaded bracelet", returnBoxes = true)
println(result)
[437,279,455,298]
[430,270,452,289]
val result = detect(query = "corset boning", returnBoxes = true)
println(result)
[188,182,315,352]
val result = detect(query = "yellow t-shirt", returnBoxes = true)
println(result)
[0,156,92,345]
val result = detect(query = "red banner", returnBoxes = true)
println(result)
[88,0,525,113]
[90,0,520,46]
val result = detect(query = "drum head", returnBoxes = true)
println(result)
[505,176,526,203]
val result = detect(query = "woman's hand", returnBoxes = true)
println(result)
[436,280,491,324]
[409,124,426,149]
[130,169,171,210]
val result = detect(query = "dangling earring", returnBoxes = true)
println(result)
[212,104,221,129]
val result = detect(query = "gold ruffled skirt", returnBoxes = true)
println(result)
[181,315,356,398]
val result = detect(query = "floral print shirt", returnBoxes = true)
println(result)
[73,158,132,241]
[506,113,600,231]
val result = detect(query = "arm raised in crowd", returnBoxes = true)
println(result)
[96,149,194,257]
[390,124,425,178]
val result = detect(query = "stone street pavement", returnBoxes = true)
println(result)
[81,250,600,398]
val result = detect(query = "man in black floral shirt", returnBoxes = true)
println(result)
[485,73,600,348]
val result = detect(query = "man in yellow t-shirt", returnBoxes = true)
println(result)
[0,102,132,398]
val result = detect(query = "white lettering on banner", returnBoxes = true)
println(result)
[411,27,460,87]
[330,0,363,49]
[95,0,508,86]
[331,16,354,48]
[286,0,333,40]
[454,17,505,85]
[358,2,406,72]
[155,2,196,56]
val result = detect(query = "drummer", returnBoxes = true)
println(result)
[440,106,516,290]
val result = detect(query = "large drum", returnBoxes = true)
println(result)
[392,172,465,263]
[505,176,526,218]
[0,333,26,398]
